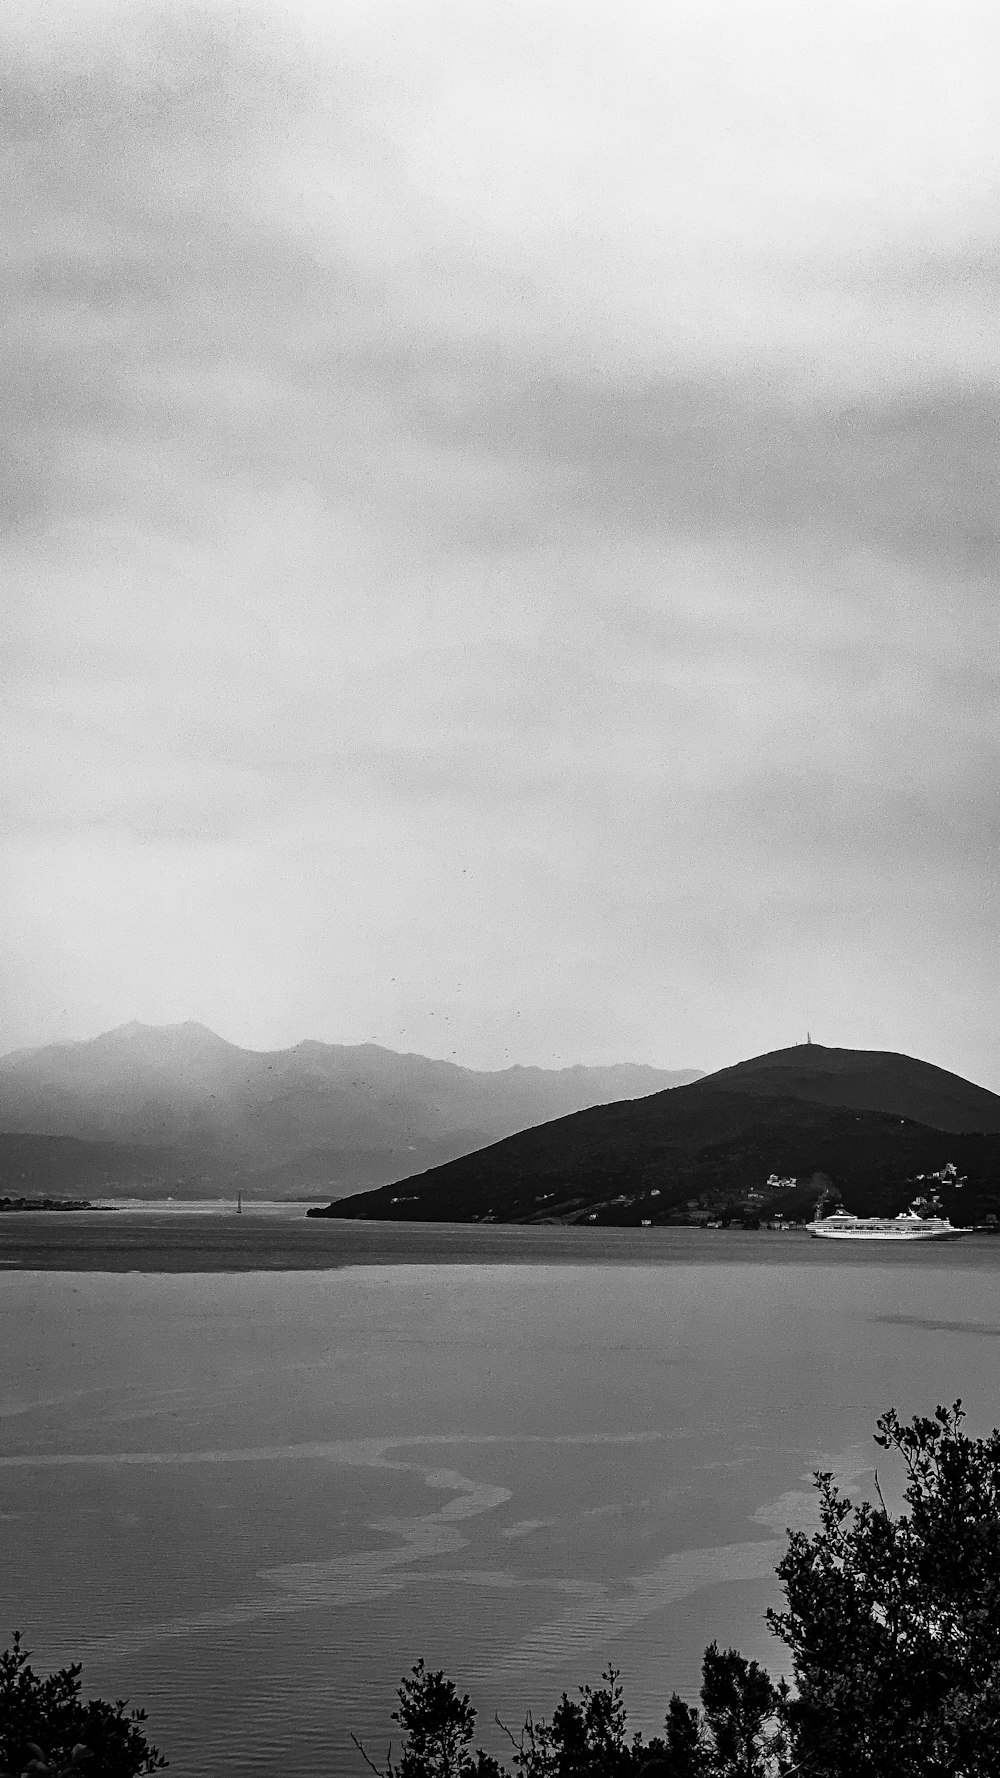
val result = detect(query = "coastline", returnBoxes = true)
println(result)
[2,1211,997,1273]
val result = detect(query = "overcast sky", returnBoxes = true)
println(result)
[3,0,998,1083]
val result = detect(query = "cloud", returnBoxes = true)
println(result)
[1,0,998,1081]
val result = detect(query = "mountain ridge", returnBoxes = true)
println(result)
[0,1020,687,1083]
[0,1021,701,1199]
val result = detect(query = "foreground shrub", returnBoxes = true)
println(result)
[769,1401,1000,1777]
[0,1634,165,1778]
[355,1647,787,1777]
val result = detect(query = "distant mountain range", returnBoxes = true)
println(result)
[316,1043,1000,1227]
[0,1021,701,1199]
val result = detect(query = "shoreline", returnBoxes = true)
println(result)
[1,1212,996,1273]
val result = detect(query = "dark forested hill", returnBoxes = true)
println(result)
[0,1022,700,1198]
[316,1044,1000,1226]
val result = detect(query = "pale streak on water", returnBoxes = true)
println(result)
[0,1433,778,1680]
[3,1221,1000,1777]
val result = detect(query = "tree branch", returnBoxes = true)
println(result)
[350,1732,392,1778]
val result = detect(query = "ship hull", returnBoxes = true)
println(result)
[807,1222,967,1241]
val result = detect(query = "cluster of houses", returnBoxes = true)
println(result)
[659,1171,808,1229]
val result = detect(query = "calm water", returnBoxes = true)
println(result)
[3,1222,1000,1776]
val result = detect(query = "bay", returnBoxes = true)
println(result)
[3,1220,1000,1776]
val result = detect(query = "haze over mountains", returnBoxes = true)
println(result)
[0,1021,700,1199]
[319,1043,1000,1227]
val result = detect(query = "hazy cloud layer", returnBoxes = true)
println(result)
[3,0,998,1081]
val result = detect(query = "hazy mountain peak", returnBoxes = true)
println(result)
[86,1019,240,1055]
[0,1021,700,1199]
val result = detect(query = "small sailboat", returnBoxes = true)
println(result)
[236,1192,242,1216]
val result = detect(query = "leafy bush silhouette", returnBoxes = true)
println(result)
[769,1400,1000,1776]
[355,1650,786,1777]
[0,1634,165,1778]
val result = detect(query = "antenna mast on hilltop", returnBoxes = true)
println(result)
[806,1031,812,1044]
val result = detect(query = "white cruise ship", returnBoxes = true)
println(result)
[806,1205,969,1242]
